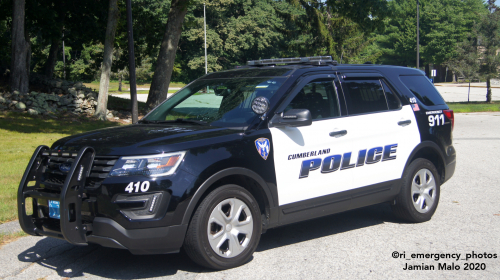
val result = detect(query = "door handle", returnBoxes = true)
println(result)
[329,130,347,137]
[398,120,411,126]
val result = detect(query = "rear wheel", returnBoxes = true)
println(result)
[392,158,440,223]
[184,184,262,270]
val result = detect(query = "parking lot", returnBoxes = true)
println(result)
[0,112,499,279]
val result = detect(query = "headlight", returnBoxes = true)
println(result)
[109,151,186,177]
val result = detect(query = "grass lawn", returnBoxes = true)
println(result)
[0,112,120,224]
[0,231,27,248]
[447,101,500,113]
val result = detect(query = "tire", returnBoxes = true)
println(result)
[183,184,262,270]
[392,158,441,223]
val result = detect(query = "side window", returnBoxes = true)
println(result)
[381,80,401,110]
[399,75,445,106]
[285,79,340,120]
[341,80,388,115]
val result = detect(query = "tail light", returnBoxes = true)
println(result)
[443,109,454,131]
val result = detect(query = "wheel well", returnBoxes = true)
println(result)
[189,175,270,226]
[409,147,445,183]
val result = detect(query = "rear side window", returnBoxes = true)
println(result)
[399,76,445,106]
[341,80,388,115]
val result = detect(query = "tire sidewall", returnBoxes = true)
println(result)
[400,159,441,222]
[197,185,262,269]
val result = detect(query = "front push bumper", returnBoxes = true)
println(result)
[18,145,187,255]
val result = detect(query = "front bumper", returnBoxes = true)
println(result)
[88,218,187,254]
[18,145,187,255]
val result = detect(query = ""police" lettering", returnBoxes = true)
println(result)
[299,144,398,179]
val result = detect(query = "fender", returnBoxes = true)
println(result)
[180,167,277,225]
[404,141,446,178]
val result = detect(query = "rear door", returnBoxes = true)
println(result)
[336,73,420,191]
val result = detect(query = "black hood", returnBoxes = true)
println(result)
[51,124,243,156]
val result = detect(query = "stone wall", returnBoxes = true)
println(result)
[0,75,101,116]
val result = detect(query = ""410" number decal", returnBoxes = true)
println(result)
[125,181,150,193]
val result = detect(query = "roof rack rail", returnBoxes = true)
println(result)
[247,56,337,66]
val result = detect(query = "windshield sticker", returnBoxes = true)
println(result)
[255,138,270,160]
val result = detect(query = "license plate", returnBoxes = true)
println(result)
[49,200,60,219]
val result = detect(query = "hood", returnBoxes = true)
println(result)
[51,124,243,156]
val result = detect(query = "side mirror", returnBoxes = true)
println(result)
[269,109,312,128]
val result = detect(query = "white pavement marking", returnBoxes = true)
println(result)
[1,113,499,279]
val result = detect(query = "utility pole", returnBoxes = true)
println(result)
[126,0,138,123]
[204,3,207,74]
[416,0,420,69]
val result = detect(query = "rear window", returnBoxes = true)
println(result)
[399,76,445,106]
[341,80,388,115]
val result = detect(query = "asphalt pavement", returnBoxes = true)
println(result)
[1,112,499,279]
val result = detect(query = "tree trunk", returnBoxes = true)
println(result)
[43,38,61,78]
[10,0,30,93]
[486,78,492,103]
[118,73,122,91]
[146,0,189,109]
[95,0,119,121]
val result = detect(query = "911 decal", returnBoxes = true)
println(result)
[299,144,398,179]
[426,110,444,127]
[125,181,150,193]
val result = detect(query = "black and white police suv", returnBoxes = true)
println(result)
[18,56,456,269]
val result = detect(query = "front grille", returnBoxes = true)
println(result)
[41,150,118,189]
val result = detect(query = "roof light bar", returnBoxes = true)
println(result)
[247,56,334,66]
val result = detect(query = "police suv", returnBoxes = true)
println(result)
[18,56,456,269]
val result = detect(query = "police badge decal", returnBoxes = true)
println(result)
[255,138,270,160]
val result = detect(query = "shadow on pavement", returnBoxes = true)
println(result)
[257,203,399,252]
[16,203,399,278]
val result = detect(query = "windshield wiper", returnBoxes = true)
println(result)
[139,119,208,125]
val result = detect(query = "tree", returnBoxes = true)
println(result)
[275,0,389,61]
[176,0,285,82]
[446,37,480,102]
[95,0,120,120]
[10,0,30,93]
[147,0,191,109]
[478,1,500,103]
[377,0,486,68]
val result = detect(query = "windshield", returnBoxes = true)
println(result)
[143,77,287,127]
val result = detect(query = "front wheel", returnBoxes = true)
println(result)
[392,158,441,223]
[183,184,262,270]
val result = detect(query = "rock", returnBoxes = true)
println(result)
[68,88,77,96]
[28,108,39,115]
[31,91,38,96]
[77,93,85,99]
[13,90,20,95]
[26,100,32,106]
[75,99,83,104]
[0,96,5,104]
[74,108,82,112]
[55,81,63,88]
[74,82,83,89]
[11,100,18,105]
[15,102,26,110]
